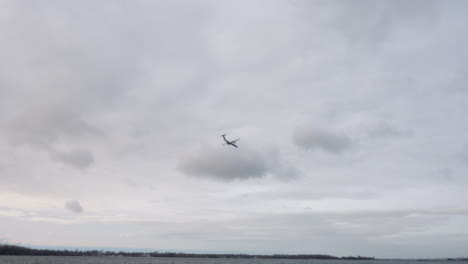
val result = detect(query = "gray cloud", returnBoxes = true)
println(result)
[6,110,99,149]
[6,110,99,169]
[325,0,437,50]
[368,122,412,138]
[178,147,267,181]
[272,166,301,181]
[462,144,468,165]
[1,0,468,258]
[178,146,301,182]
[64,200,83,214]
[50,149,95,170]
[293,127,352,154]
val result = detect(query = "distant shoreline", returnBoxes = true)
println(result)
[0,244,374,260]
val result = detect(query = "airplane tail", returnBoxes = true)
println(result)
[220,134,227,137]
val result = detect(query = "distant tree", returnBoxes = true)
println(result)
[0,243,374,260]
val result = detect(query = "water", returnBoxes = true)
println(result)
[0,256,466,264]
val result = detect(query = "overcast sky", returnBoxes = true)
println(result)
[1,0,468,259]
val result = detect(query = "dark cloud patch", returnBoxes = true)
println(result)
[6,110,99,149]
[462,144,468,165]
[368,123,412,138]
[178,147,267,181]
[293,127,352,154]
[178,146,301,182]
[296,0,438,53]
[50,149,94,170]
[5,110,99,169]
[64,200,83,214]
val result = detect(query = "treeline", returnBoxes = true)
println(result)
[0,244,374,260]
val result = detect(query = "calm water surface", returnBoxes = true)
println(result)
[0,256,464,264]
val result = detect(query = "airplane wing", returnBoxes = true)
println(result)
[232,139,240,143]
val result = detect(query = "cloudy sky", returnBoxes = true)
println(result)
[1,0,468,259]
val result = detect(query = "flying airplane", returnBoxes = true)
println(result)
[221,134,240,148]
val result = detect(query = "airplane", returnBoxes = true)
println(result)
[221,134,240,148]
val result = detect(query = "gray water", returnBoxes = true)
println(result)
[0,256,465,264]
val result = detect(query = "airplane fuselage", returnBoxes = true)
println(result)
[221,134,239,148]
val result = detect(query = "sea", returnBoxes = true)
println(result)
[0,256,465,264]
